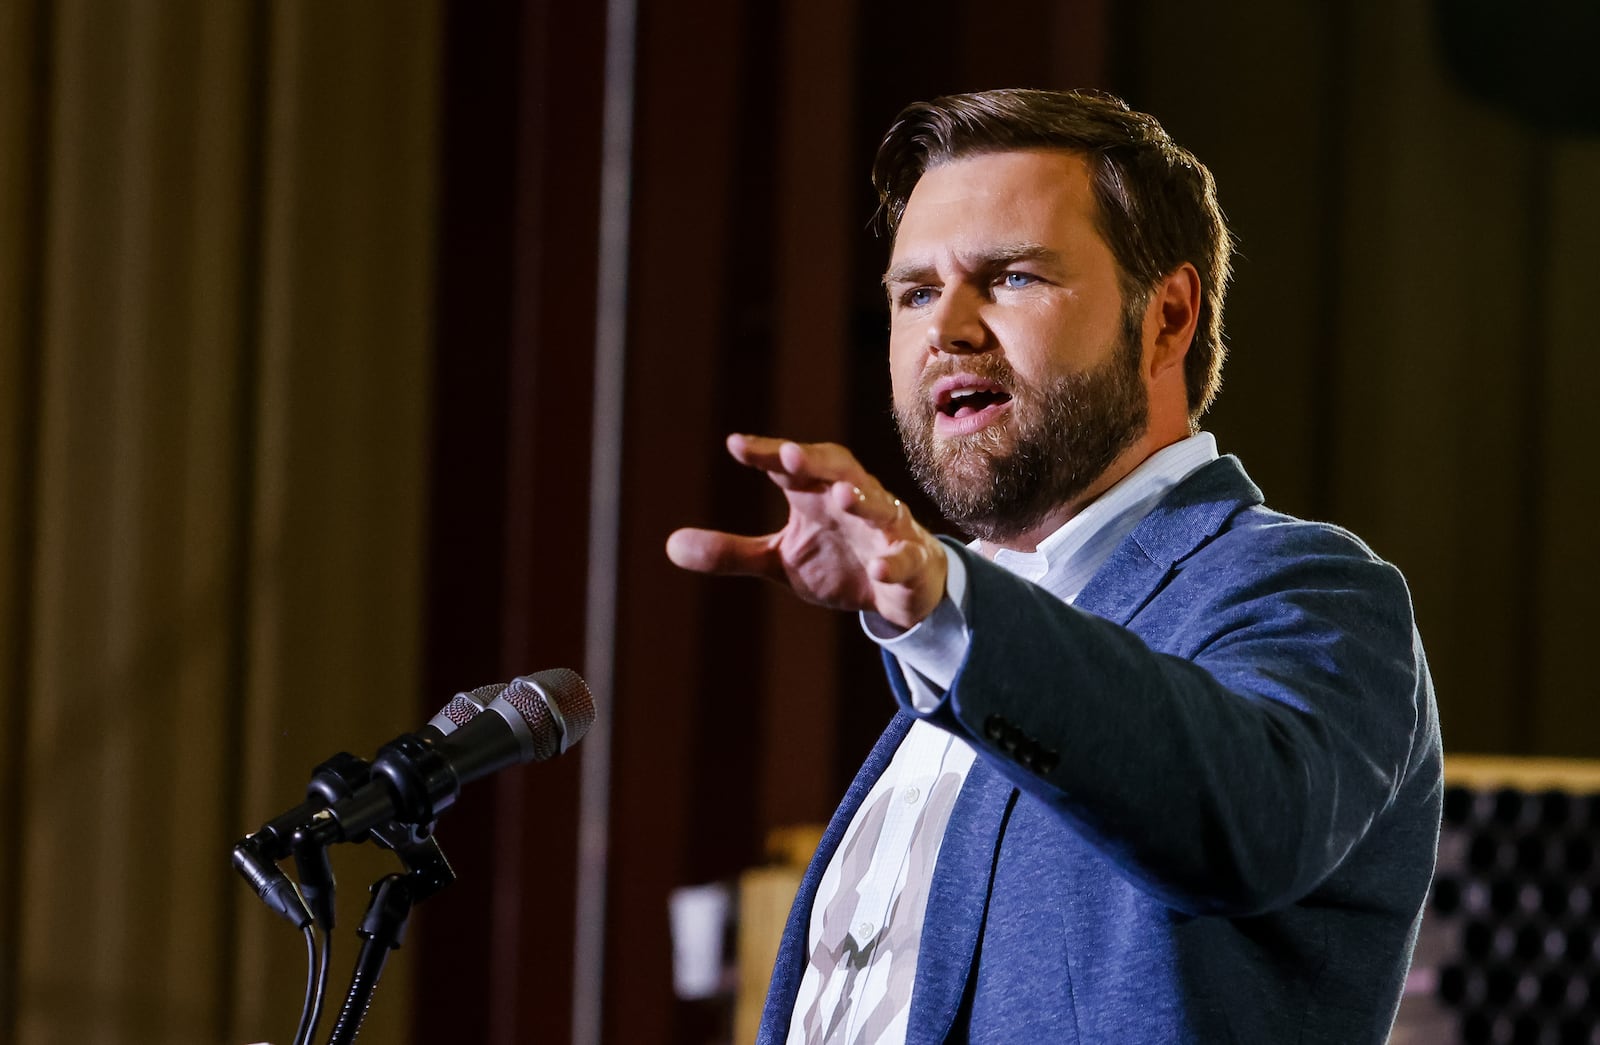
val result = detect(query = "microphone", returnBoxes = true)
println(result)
[298,668,596,847]
[233,672,591,928]
[291,682,514,929]
[238,681,508,865]
[425,681,510,737]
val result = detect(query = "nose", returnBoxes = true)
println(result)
[927,283,988,355]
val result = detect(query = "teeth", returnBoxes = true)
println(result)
[949,388,980,399]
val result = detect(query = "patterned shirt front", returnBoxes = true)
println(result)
[785,723,973,1043]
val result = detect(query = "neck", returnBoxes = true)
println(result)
[980,428,1186,556]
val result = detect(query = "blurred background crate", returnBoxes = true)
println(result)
[1395,757,1600,1045]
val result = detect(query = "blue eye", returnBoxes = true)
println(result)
[907,287,936,308]
[1003,272,1037,289]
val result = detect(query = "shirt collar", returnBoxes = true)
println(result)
[984,432,1219,599]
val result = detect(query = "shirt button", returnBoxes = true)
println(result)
[856,921,875,939]
[903,786,921,805]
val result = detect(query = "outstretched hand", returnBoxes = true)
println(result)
[665,434,948,630]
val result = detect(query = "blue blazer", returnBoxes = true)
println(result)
[759,457,1443,1043]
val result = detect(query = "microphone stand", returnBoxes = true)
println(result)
[325,829,455,1044]
[236,671,591,1043]
[233,753,373,930]
[234,754,449,1045]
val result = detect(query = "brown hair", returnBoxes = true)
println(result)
[873,88,1233,421]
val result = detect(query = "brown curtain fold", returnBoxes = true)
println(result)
[0,2,440,1042]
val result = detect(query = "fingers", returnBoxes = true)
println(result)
[729,434,910,530]
[725,432,789,471]
[726,433,855,473]
[871,536,949,630]
[727,433,876,494]
[665,528,780,581]
[833,481,906,530]
[674,433,946,626]
[868,538,932,585]
[726,435,827,493]
[775,438,855,480]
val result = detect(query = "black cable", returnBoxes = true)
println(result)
[290,925,333,1045]
[291,926,318,1045]
[307,925,333,1045]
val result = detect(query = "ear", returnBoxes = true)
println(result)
[1143,262,1200,383]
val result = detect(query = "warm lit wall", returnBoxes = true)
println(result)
[0,2,440,1042]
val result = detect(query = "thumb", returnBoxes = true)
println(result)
[666,528,779,579]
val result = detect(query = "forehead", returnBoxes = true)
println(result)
[890,149,1102,266]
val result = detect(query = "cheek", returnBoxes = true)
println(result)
[993,305,1106,383]
[887,328,924,406]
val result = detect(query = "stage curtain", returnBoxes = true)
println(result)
[0,2,440,1042]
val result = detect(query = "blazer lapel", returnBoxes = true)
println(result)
[1075,455,1262,624]
[905,757,1018,1045]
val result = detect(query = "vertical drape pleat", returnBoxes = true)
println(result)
[232,1,438,1038]
[0,0,50,1038]
[1532,142,1600,752]
[0,2,440,1042]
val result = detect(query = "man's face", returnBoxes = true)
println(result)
[885,149,1150,543]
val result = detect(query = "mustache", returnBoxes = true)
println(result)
[916,355,1021,398]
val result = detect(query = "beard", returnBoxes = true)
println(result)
[895,316,1149,544]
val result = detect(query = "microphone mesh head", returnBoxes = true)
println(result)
[428,683,508,735]
[502,669,597,761]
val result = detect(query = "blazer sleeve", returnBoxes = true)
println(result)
[884,515,1435,917]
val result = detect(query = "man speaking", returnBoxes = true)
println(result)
[667,89,1441,1044]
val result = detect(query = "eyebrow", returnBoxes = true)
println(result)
[881,243,1061,286]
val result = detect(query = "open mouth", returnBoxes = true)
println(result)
[931,377,1014,435]
[939,386,1013,419]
